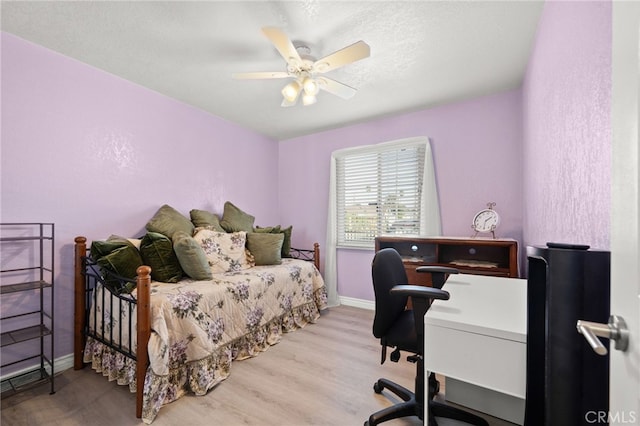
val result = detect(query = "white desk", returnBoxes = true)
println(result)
[424,274,527,425]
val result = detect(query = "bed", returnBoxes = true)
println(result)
[73,226,327,424]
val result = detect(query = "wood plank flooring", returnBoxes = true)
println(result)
[1,305,515,426]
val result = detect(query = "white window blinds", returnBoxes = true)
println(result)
[335,141,426,248]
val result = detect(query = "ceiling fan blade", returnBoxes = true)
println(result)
[317,77,357,100]
[313,41,370,74]
[261,27,302,65]
[232,71,290,80]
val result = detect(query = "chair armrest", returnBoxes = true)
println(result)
[415,266,459,275]
[390,284,449,301]
[391,285,450,336]
[415,266,459,289]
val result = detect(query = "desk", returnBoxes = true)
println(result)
[424,274,527,425]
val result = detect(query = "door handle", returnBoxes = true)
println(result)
[576,315,629,356]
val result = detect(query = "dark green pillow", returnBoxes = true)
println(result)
[254,225,281,234]
[246,233,284,266]
[190,209,225,231]
[172,231,213,281]
[253,225,292,257]
[91,237,132,258]
[140,232,183,283]
[91,238,142,294]
[280,225,293,258]
[146,204,194,239]
[219,201,255,233]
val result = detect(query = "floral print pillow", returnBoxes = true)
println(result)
[193,229,254,274]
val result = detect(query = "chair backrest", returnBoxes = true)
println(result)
[371,248,410,338]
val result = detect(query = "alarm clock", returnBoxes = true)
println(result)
[472,202,500,239]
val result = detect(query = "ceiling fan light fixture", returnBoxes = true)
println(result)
[302,93,317,106]
[281,80,301,102]
[235,27,371,107]
[302,77,319,96]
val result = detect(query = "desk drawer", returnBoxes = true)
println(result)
[424,325,526,399]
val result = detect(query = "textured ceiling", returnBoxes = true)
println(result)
[1,1,544,140]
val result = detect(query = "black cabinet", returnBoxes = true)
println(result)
[525,243,609,426]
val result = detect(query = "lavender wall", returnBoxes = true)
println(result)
[522,0,612,251]
[279,90,524,301]
[6,0,612,364]
[1,33,279,365]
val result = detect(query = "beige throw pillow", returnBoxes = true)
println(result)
[193,229,254,274]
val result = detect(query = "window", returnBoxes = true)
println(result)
[334,139,429,248]
[324,137,440,305]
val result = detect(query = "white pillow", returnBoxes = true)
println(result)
[193,229,254,274]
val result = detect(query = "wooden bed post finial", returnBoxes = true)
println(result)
[135,265,152,419]
[136,265,151,279]
[313,243,320,271]
[74,236,87,370]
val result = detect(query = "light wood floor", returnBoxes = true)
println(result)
[1,305,515,426]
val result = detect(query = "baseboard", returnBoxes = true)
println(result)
[1,353,74,382]
[338,295,375,310]
[54,353,75,372]
[446,377,525,425]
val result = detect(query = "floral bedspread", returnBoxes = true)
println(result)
[83,258,327,423]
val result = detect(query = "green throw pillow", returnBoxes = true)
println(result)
[190,209,225,231]
[146,204,194,239]
[254,225,282,234]
[246,233,284,266]
[172,231,213,281]
[280,225,293,258]
[90,236,131,258]
[140,232,183,283]
[219,201,255,233]
[91,238,142,294]
[253,225,292,257]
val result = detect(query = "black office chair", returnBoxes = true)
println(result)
[366,248,489,426]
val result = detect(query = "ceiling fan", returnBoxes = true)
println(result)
[232,27,370,107]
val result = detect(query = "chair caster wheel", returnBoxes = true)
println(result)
[373,381,383,393]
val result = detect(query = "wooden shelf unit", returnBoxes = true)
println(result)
[375,236,519,286]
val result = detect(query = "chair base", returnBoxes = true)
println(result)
[366,378,419,426]
[429,399,490,426]
[366,377,490,426]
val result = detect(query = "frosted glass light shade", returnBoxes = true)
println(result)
[281,81,301,102]
[302,93,317,106]
[302,77,319,96]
